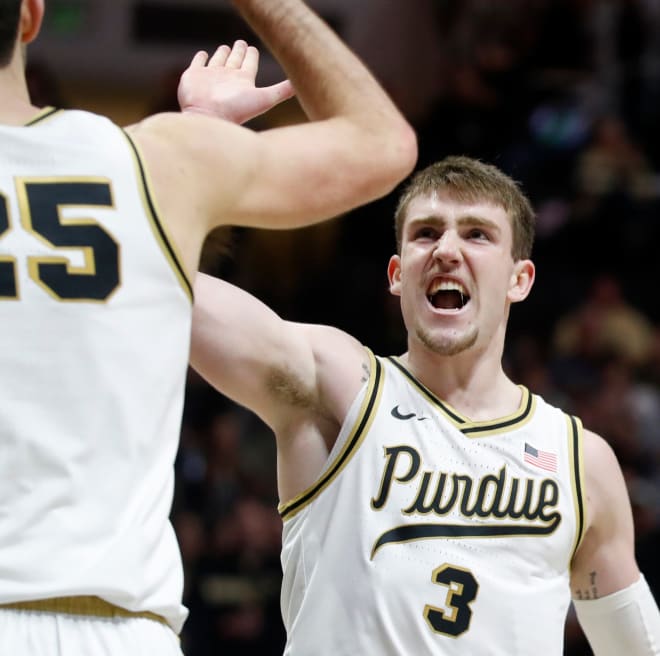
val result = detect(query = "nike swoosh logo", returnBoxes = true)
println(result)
[391,405,429,421]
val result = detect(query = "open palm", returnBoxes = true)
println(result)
[178,40,295,124]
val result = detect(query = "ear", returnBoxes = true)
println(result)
[20,0,45,45]
[507,259,535,304]
[387,255,402,297]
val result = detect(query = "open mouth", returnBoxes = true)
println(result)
[427,280,470,310]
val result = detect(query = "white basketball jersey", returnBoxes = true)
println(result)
[279,351,586,655]
[0,109,192,632]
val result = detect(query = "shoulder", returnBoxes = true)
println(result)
[125,112,251,177]
[126,111,249,153]
[295,323,371,407]
[33,108,122,140]
[571,429,640,595]
[300,323,367,364]
[581,428,632,535]
[582,429,623,491]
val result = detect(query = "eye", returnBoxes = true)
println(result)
[467,228,489,241]
[415,226,437,240]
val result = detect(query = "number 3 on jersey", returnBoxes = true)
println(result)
[424,564,479,637]
[0,178,119,301]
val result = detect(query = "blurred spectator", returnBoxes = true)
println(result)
[586,355,660,476]
[345,0,443,124]
[191,497,284,656]
[552,274,654,368]
[574,114,656,216]
[505,333,571,410]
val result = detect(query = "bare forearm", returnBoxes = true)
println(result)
[232,1,381,117]
[231,0,417,169]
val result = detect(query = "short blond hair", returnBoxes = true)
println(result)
[394,156,535,260]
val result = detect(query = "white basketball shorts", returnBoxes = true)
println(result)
[0,603,184,656]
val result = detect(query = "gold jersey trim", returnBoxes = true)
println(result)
[567,414,587,564]
[387,356,535,436]
[279,349,384,520]
[0,596,168,628]
[121,131,193,301]
[24,106,59,126]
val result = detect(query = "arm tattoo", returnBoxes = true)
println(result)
[575,571,599,600]
[361,361,370,383]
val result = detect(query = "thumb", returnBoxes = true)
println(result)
[265,80,295,105]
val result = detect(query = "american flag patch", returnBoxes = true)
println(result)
[524,443,557,473]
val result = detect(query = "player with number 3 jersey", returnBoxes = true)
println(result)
[192,156,660,655]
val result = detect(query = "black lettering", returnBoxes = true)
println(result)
[372,446,420,509]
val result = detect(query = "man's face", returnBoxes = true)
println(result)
[387,192,534,357]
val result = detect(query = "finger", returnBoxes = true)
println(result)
[208,44,231,67]
[242,46,260,78]
[189,51,209,68]
[266,80,296,104]
[225,40,248,69]
[262,80,296,108]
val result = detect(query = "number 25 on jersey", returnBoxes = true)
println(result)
[0,178,119,302]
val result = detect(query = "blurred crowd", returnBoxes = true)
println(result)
[28,1,660,654]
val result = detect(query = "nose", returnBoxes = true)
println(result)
[433,230,461,265]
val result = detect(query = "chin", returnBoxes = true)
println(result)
[416,326,478,356]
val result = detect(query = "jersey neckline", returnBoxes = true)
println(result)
[385,355,535,436]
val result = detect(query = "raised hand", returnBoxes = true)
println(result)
[178,40,295,124]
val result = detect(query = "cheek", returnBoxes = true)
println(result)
[397,277,415,304]
[480,270,511,307]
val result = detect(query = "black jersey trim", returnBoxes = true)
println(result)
[387,356,466,424]
[568,415,586,564]
[387,356,534,435]
[461,388,534,435]
[372,519,561,559]
[24,107,59,126]
[122,131,193,300]
[279,352,383,520]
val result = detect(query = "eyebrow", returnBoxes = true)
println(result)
[407,215,502,233]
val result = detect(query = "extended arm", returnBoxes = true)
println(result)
[190,273,368,501]
[206,0,418,224]
[126,0,416,277]
[571,430,660,654]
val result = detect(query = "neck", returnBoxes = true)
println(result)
[0,54,40,125]
[402,337,520,421]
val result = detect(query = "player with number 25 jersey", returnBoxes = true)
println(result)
[0,109,191,631]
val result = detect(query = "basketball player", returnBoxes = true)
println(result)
[0,0,416,653]
[190,156,660,654]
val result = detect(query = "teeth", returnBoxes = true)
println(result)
[428,280,467,296]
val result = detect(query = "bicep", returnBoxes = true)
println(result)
[571,430,640,599]
[190,272,318,427]
[225,118,391,228]
[131,112,402,233]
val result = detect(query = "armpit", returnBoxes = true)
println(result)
[266,365,316,409]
